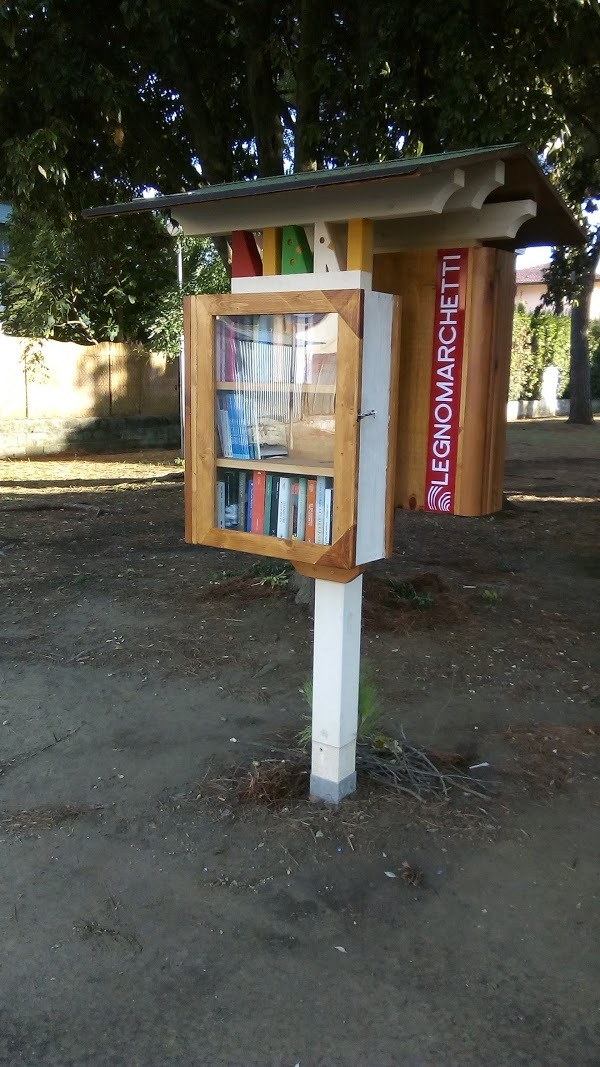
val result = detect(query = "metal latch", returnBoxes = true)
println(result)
[357,409,376,421]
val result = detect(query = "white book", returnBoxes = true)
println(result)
[297,477,307,541]
[277,477,292,538]
[315,476,326,544]
[324,486,332,545]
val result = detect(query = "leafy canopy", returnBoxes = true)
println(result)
[0,0,599,358]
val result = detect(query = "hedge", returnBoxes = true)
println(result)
[510,307,600,400]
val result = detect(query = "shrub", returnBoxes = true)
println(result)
[509,309,587,401]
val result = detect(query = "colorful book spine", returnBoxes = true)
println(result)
[305,479,317,543]
[264,474,273,534]
[297,477,307,541]
[214,468,334,546]
[251,470,267,534]
[315,476,327,544]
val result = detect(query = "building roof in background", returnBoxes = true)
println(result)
[516,265,550,284]
[517,263,600,285]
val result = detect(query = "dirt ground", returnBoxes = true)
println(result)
[0,418,599,1067]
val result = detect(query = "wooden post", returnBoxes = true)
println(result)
[262,227,282,276]
[347,218,374,273]
[310,573,363,803]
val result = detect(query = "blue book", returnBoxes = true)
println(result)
[225,394,239,458]
[315,476,327,544]
[229,394,251,459]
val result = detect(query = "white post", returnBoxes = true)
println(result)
[310,574,363,803]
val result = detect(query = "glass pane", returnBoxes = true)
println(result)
[214,312,337,543]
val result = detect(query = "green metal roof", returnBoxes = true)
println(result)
[83,144,524,218]
[82,144,584,248]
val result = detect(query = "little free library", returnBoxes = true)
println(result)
[85,144,583,803]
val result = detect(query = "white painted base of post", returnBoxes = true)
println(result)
[310,574,363,804]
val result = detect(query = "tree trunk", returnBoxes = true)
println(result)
[294,0,324,173]
[243,1,285,177]
[568,266,595,425]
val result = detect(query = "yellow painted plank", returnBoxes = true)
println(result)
[347,218,374,273]
[262,227,282,276]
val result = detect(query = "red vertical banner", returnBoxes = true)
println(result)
[424,248,469,513]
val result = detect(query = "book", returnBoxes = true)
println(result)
[216,395,232,458]
[246,476,254,533]
[277,477,291,538]
[269,477,280,536]
[324,485,333,545]
[264,474,273,534]
[305,479,317,543]
[251,470,267,534]
[217,478,226,528]
[225,394,240,458]
[237,471,247,531]
[297,477,307,541]
[249,416,288,459]
[215,318,224,379]
[230,394,253,459]
[224,318,236,381]
[315,476,327,544]
[291,480,300,538]
[224,471,238,529]
[256,315,272,345]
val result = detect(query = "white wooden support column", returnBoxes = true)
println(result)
[310,574,363,804]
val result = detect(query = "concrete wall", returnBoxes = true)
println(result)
[0,415,181,457]
[0,334,181,456]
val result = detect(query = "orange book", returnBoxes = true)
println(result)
[251,470,267,533]
[305,479,317,543]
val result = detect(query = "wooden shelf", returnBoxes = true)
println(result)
[216,456,334,477]
[216,381,336,394]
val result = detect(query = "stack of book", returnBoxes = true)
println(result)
[216,469,334,545]
[215,313,338,464]
[216,392,289,460]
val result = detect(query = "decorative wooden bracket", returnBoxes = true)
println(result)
[313,222,347,273]
[231,230,263,277]
[281,225,314,274]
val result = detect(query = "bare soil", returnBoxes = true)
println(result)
[0,418,599,1066]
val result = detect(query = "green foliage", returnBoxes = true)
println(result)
[297,666,382,748]
[0,211,227,349]
[481,589,502,604]
[1,0,599,372]
[589,322,600,399]
[250,560,293,588]
[387,578,433,611]
[144,237,228,358]
[510,310,573,401]
[0,208,174,344]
